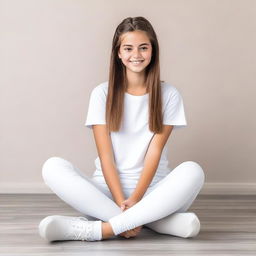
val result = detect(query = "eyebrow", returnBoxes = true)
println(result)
[122,43,150,47]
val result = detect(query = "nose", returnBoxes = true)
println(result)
[133,48,142,58]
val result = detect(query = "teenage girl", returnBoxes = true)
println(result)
[39,16,205,242]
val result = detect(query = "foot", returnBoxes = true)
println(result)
[39,215,102,242]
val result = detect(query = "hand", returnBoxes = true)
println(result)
[120,197,138,211]
[119,225,142,238]
[118,197,143,239]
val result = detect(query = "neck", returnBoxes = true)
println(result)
[126,69,146,90]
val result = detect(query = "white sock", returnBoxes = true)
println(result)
[146,212,200,238]
[39,215,102,242]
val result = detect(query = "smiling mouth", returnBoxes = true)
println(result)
[129,60,144,64]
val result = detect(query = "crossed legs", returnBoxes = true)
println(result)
[42,157,205,239]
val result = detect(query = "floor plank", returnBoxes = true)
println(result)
[0,194,256,255]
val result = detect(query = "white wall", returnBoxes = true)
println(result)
[1,0,255,194]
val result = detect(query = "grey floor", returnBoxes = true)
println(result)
[0,194,256,256]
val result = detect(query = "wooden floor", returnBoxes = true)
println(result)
[0,194,256,256]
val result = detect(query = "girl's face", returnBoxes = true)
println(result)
[118,30,152,75]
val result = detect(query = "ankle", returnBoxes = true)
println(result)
[102,222,115,239]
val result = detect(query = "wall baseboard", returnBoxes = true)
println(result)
[0,182,256,195]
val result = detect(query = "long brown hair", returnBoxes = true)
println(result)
[106,16,163,134]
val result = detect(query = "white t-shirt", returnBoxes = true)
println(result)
[85,81,187,189]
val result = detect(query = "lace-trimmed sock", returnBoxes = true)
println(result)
[39,215,102,242]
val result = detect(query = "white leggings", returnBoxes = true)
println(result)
[42,157,205,238]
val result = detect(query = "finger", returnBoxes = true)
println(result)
[124,233,129,238]
[121,228,139,238]
[133,226,142,234]
[125,231,133,238]
[122,230,133,237]
[128,230,137,237]
[123,230,134,238]
[120,232,130,238]
[133,229,140,234]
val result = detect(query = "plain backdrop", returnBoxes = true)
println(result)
[0,0,255,194]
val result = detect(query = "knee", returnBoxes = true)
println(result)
[42,156,66,183]
[184,213,201,238]
[180,161,205,186]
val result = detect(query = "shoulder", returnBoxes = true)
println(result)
[160,81,181,100]
[90,81,108,97]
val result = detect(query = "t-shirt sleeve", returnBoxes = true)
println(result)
[163,87,187,129]
[85,86,106,129]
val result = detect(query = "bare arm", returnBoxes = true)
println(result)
[92,124,125,206]
[130,125,174,202]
